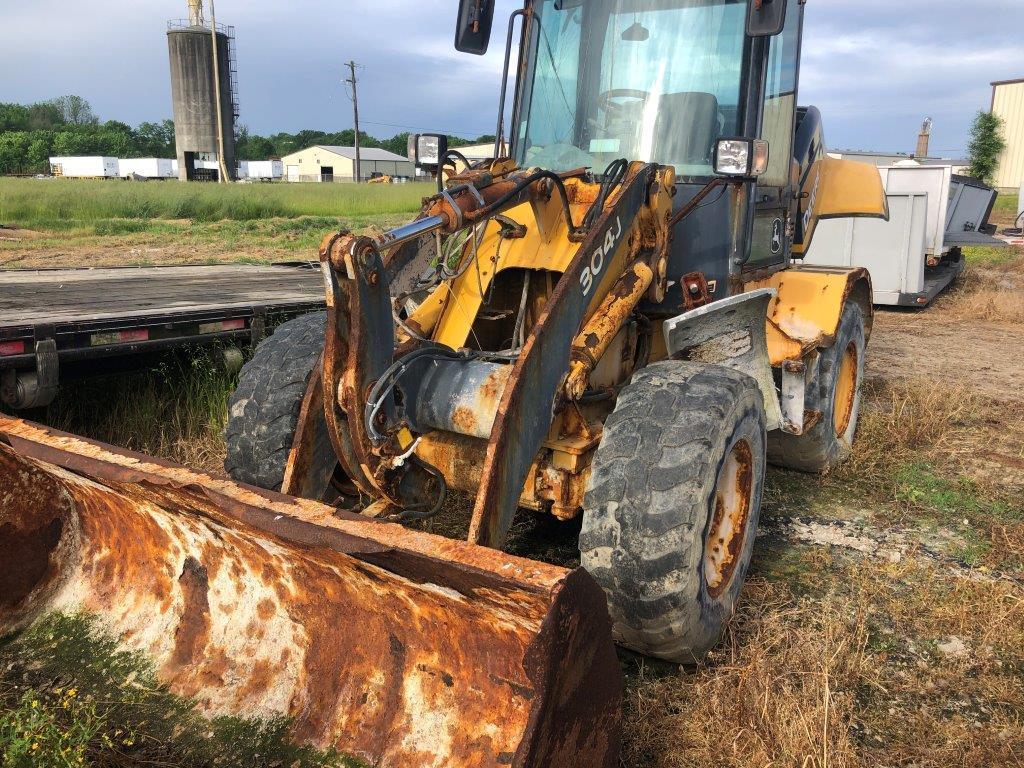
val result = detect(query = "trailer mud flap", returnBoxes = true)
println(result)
[0,417,622,768]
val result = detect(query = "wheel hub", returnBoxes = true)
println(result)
[704,439,754,598]
[833,342,859,438]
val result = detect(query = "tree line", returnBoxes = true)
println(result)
[0,96,175,175]
[0,96,494,175]
[235,127,494,164]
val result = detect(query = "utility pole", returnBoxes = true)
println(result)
[345,60,362,183]
[208,0,230,183]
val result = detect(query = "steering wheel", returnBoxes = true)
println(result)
[596,88,651,115]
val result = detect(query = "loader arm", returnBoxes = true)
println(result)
[469,163,670,546]
[304,160,676,544]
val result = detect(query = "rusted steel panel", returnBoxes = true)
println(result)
[413,360,512,440]
[281,357,336,500]
[0,417,622,768]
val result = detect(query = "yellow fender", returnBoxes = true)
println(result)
[746,266,873,366]
[748,154,885,365]
[793,155,889,256]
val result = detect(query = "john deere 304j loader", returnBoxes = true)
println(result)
[1,1,886,766]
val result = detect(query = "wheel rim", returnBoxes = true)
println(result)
[833,342,859,438]
[704,439,754,598]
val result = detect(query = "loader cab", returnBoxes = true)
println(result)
[482,0,805,306]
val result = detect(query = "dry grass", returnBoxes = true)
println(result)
[841,378,988,480]
[940,248,1024,323]
[623,573,868,767]
[621,552,1024,768]
[2,225,1020,767]
[829,376,1024,570]
[944,288,1024,323]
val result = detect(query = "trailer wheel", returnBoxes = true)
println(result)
[225,311,326,491]
[579,361,766,663]
[768,301,866,473]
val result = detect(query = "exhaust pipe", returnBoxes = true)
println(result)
[0,416,621,768]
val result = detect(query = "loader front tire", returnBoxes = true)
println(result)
[580,361,767,664]
[768,301,866,473]
[225,311,326,491]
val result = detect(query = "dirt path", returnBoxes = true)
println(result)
[869,308,1023,405]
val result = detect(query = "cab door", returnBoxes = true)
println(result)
[745,0,803,272]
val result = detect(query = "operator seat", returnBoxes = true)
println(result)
[652,91,720,166]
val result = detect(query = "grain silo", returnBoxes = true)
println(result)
[167,0,238,181]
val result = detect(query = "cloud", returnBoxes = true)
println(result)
[1,0,1019,155]
[800,0,1023,155]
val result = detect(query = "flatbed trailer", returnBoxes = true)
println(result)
[0,263,325,409]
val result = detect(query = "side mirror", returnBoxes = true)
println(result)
[408,133,449,168]
[714,139,770,179]
[746,0,788,37]
[455,0,495,55]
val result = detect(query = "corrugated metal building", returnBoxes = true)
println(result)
[992,77,1024,192]
[279,145,414,182]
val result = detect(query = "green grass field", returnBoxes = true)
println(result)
[994,192,1019,213]
[0,177,431,228]
[0,178,434,267]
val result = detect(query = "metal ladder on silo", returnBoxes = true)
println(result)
[225,25,240,120]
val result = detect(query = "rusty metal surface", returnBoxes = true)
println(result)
[415,431,489,496]
[0,416,622,768]
[467,164,659,547]
[316,232,374,499]
[565,261,653,401]
[281,357,335,500]
[704,439,754,599]
[413,359,512,440]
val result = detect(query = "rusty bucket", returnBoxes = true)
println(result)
[0,416,621,768]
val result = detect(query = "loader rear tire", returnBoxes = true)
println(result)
[768,301,866,473]
[580,361,767,664]
[225,311,326,491]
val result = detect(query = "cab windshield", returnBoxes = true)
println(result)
[515,0,747,178]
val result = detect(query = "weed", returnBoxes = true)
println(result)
[620,552,1024,768]
[235,255,273,265]
[91,218,151,236]
[0,689,105,767]
[0,613,364,767]
[946,287,1024,323]
[841,378,984,482]
[894,462,1001,521]
[962,245,1020,267]
[940,246,1024,322]
[37,349,235,473]
[993,193,1019,214]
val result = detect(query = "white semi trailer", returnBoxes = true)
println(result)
[119,158,176,180]
[238,160,283,181]
[49,157,119,178]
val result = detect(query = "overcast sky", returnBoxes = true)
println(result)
[2,0,1021,157]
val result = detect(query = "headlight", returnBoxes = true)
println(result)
[714,139,770,178]
[410,133,448,168]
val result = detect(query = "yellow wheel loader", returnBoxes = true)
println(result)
[225,0,885,662]
[1,1,886,766]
